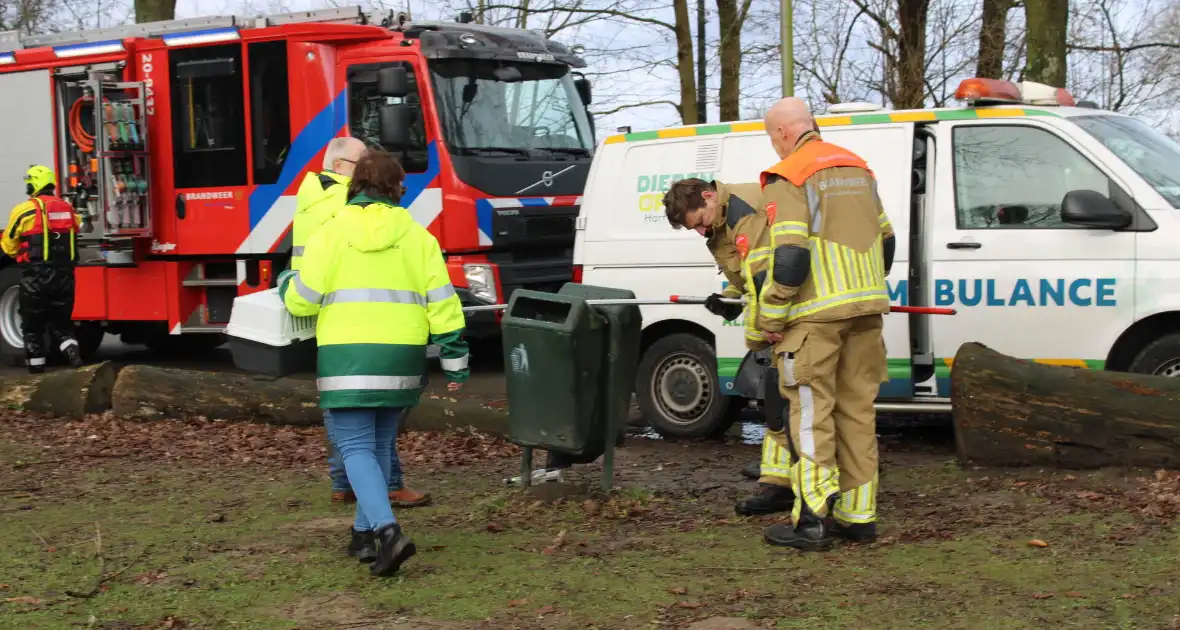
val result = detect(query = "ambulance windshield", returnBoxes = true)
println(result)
[1073,114,1180,208]
[429,59,594,158]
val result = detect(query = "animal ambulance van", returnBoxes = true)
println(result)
[572,77,1180,439]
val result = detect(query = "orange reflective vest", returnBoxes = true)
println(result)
[759,140,874,188]
[11,195,79,264]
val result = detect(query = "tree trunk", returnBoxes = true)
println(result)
[894,0,930,109]
[1023,0,1069,86]
[715,0,742,121]
[108,365,511,435]
[951,342,1180,469]
[976,0,1012,79]
[672,0,699,125]
[696,0,707,124]
[134,0,177,23]
[0,362,119,420]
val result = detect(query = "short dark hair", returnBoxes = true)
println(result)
[347,149,407,204]
[662,178,715,229]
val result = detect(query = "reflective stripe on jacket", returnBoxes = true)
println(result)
[291,171,349,271]
[756,133,892,331]
[0,195,81,264]
[704,181,773,350]
[278,193,469,409]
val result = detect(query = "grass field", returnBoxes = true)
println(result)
[1,412,1178,630]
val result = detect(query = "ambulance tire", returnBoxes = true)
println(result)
[637,333,737,440]
[1127,333,1180,377]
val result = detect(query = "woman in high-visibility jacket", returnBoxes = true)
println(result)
[278,149,470,578]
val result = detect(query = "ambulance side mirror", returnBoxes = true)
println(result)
[379,103,413,150]
[377,66,410,98]
[1060,190,1131,229]
[573,76,592,106]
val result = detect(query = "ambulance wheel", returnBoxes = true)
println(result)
[1127,333,1180,377]
[637,333,736,440]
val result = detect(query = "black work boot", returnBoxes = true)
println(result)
[347,528,377,563]
[370,523,416,577]
[739,461,761,480]
[735,483,795,516]
[763,503,834,551]
[63,343,83,368]
[828,519,878,544]
[27,363,44,375]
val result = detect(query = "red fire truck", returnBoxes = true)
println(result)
[0,6,594,365]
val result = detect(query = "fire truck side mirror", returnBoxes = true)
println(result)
[574,76,592,106]
[378,67,410,98]
[379,103,414,150]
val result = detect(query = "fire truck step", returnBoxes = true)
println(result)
[182,278,240,287]
[176,325,228,334]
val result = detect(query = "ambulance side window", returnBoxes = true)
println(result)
[952,125,1111,229]
[347,62,428,174]
[170,44,248,188]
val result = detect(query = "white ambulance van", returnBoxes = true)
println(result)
[573,77,1180,439]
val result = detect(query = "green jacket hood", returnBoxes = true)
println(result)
[338,193,415,253]
[296,171,350,211]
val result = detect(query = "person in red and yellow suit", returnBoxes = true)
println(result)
[754,98,897,551]
[0,166,84,373]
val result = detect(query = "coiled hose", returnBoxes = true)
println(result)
[69,95,103,154]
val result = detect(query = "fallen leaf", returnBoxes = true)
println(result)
[1032,593,1054,600]
[1076,491,1105,501]
[1064,475,1077,481]
[535,604,555,616]
[677,601,704,609]
[486,522,504,533]
[508,598,528,607]
[4,596,41,605]
[1121,594,1139,599]
[428,545,447,552]
[670,587,688,595]
[1065,591,1084,598]
[1012,481,1029,487]
[1028,539,1049,548]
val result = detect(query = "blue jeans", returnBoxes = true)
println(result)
[326,406,403,532]
[325,408,405,492]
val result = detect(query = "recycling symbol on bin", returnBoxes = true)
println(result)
[509,343,530,375]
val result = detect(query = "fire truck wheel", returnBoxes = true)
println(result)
[636,333,738,440]
[72,322,106,363]
[0,266,26,366]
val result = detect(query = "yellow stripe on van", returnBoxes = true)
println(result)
[602,107,1060,144]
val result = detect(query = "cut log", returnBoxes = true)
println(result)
[0,362,120,420]
[951,342,1180,469]
[111,365,322,425]
[110,365,511,435]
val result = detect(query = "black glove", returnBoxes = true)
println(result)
[705,293,744,321]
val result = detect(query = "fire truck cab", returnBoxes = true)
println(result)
[0,6,593,366]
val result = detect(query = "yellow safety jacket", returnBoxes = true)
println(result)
[279,193,470,409]
[757,132,894,333]
[703,181,773,351]
[291,170,349,271]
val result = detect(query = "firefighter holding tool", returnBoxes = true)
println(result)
[662,178,797,517]
[1,165,84,373]
[755,97,896,550]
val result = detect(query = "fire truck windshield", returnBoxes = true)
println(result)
[429,59,594,158]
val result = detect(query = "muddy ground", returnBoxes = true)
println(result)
[1,407,1179,630]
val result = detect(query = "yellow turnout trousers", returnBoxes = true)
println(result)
[759,430,793,488]
[774,314,887,524]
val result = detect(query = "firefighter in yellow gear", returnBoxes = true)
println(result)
[662,178,796,516]
[291,136,364,271]
[755,98,896,551]
[0,166,84,373]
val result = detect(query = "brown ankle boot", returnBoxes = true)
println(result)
[389,487,431,508]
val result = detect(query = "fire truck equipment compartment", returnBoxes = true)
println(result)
[225,287,317,378]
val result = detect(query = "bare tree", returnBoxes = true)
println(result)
[977,0,1014,78]
[1023,0,1068,85]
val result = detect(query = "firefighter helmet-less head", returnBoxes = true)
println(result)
[24,165,56,197]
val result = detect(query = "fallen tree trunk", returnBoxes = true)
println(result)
[0,362,119,420]
[951,342,1180,469]
[110,365,511,435]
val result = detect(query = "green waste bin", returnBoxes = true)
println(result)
[555,282,642,463]
[501,290,607,456]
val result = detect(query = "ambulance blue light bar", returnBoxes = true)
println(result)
[162,26,240,47]
[54,39,125,58]
[0,52,14,65]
